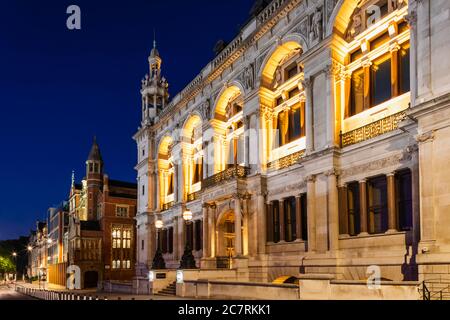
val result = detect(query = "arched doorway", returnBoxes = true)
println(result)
[83,271,98,289]
[216,211,236,268]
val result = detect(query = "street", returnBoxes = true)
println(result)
[0,284,36,300]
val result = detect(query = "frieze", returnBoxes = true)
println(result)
[340,153,405,179]
[268,181,306,197]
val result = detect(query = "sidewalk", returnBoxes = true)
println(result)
[16,282,189,300]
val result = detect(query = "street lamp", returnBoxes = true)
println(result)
[12,252,17,285]
[151,219,166,270]
[179,208,197,269]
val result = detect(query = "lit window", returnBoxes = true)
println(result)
[116,206,129,218]
[371,54,392,107]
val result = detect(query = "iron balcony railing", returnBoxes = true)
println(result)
[203,165,250,189]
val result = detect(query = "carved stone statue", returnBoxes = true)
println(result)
[243,64,254,90]
[201,99,211,121]
[310,8,323,43]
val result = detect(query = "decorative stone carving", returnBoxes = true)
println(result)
[326,0,338,21]
[268,182,306,197]
[310,7,323,44]
[200,99,211,121]
[340,154,405,179]
[405,10,418,29]
[416,131,435,144]
[243,63,255,90]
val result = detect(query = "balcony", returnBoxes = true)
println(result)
[162,201,174,212]
[203,165,250,190]
[341,111,407,147]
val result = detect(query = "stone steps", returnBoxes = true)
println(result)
[156,282,176,296]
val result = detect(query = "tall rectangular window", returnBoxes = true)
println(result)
[168,227,174,254]
[368,176,388,234]
[350,68,365,117]
[284,197,297,242]
[347,182,361,236]
[371,55,392,107]
[397,169,413,230]
[195,220,202,251]
[399,43,410,95]
[161,229,168,254]
[272,201,280,243]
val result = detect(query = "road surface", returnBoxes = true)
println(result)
[0,285,36,300]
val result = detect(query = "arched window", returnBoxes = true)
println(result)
[158,136,174,210]
[344,2,410,118]
[182,115,203,201]
[212,86,245,174]
[260,41,305,165]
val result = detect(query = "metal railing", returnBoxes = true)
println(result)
[202,165,250,189]
[340,111,407,147]
[420,280,450,300]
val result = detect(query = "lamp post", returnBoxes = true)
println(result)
[179,208,197,269]
[151,219,166,270]
[12,252,17,285]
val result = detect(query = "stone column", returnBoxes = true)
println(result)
[306,175,316,251]
[327,170,340,251]
[173,217,179,261]
[173,163,179,203]
[303,77,314,153]
[278,199,285,242]
[257,193,267,254]
[387,173,398,233]
[155,170,160,211]
[359,180,369,235]
[242,194,250,256]
[209,204,217,258]
[390,43,401,98]
[202,204,209,258]
[234,195,243,256]
[295,195,303,241]
[325,63,340,148]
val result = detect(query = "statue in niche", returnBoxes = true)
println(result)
[310,7,323,43]
[243,64,254,90]
[201,100,211,121]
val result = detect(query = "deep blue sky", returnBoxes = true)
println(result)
[0,0,255,240]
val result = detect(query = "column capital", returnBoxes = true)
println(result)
[324,168,340,177]
[387,172,396,177]
[306,175,316,183]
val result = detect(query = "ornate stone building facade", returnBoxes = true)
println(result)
[134,0,450,284]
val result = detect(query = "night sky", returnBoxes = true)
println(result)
[0,0,255,240]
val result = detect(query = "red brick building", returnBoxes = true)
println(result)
[67,138,137,289]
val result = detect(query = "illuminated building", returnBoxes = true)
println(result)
[67,138,138,289]
[134,0,450,292]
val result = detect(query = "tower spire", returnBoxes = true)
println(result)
[153,29,156,49]
[71,170,75,188]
